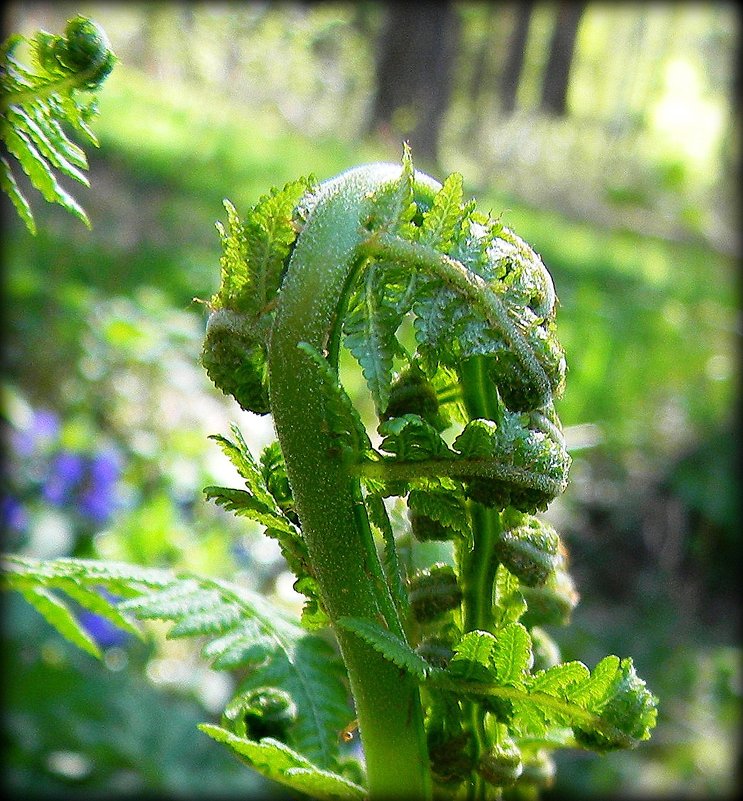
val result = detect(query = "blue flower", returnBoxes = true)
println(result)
[78,587,129,649]
[0,493,28,533]
[79,450,123,524]
[11,408,60,457]
[42,451,86,505]
[79,611,129,649]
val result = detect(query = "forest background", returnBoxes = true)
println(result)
[1,2,740,799]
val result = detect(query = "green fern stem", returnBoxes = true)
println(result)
[457,356,503,801]
[355,456,565,498]
[268,166,434,801]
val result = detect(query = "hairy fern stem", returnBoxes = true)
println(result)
[268,169,435,800]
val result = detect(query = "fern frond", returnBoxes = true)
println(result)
[492,622,532,686]
[297,342,372,459]
[493,564,526,628]
[363,140,416,235]
[343,261,406,412]
[0,16,115,232]
[377,414,454,462]
[2,556,353,769]
[204,424,309,579]
[337,616,429,678]
[433,648,657,751]
[407,488,470,539]
[363,491,409,617]
[198,726,365,801]
[417,171,465,251]
[213,178,314,319]
[448,630,499,683]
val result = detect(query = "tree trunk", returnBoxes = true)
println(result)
[500,1,535,114]
[369,1,460,164]
[540,1,586,116]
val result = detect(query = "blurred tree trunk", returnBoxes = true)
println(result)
[369,1,460,164]
[500,1,534,114]
[539,1,586,116]
[462,3,501,139]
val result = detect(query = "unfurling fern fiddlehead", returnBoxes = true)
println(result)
[1,16,116,233]
[4,146,656,801]
[200,145,656,799]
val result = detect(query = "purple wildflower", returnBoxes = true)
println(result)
[42,451,87,505]
[78,587,129,649]
[10,408,60,457]
[79,450,123,524]
[1,494,28,533]
[79,611,129,649]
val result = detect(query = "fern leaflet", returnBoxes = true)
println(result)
[198,726,365,801]
[213,177,313,319]
[337,616,429,678]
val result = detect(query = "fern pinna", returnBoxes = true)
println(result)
[3,146,656,800]
[0,16,115,233]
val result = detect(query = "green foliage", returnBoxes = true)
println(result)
[337,617,430,678]
[0,16,115,233]
[1,555,353,774]
[198,726,365,800]
[212,179,313,319]
[3,146,661,800]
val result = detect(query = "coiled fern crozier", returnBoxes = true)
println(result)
[0,15,115,233]
[3,83,657,800]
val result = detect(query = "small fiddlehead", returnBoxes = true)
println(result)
[0,16,116,232]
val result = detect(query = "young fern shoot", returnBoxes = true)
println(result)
[3,146,657,800]
[200,146,657,798]
[0,16,116,233]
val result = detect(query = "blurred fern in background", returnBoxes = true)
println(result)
[1,14,115,232]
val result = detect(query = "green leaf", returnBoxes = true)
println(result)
[378,413,454,462]
[1,156,36,233]
[297,341,372,458]
[528,661,591,697]
[566,654,620,707]
[53,579,141,639]
[448,630,498,683]
[205,425,309,577]
[213,178,313,318]
[3,125,89,225]
[6,105,89,184]
[418,171,465,250]
[198,726,365,800]
[493,564,527,626]
[364,141,416,234]
[572,657,658,751]
[453,419,498,458]
[204,485,294,534]
[337,616,429,678]
[493,622,532,686]
[15,582,101,658]
[209,424,278,510]
[364,492,409,617]
[407,488,470,538]
[2,556,352,769]
[344,261,404,412]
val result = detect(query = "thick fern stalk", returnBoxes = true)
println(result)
[268,165,439,800]
[0,16,115,233]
